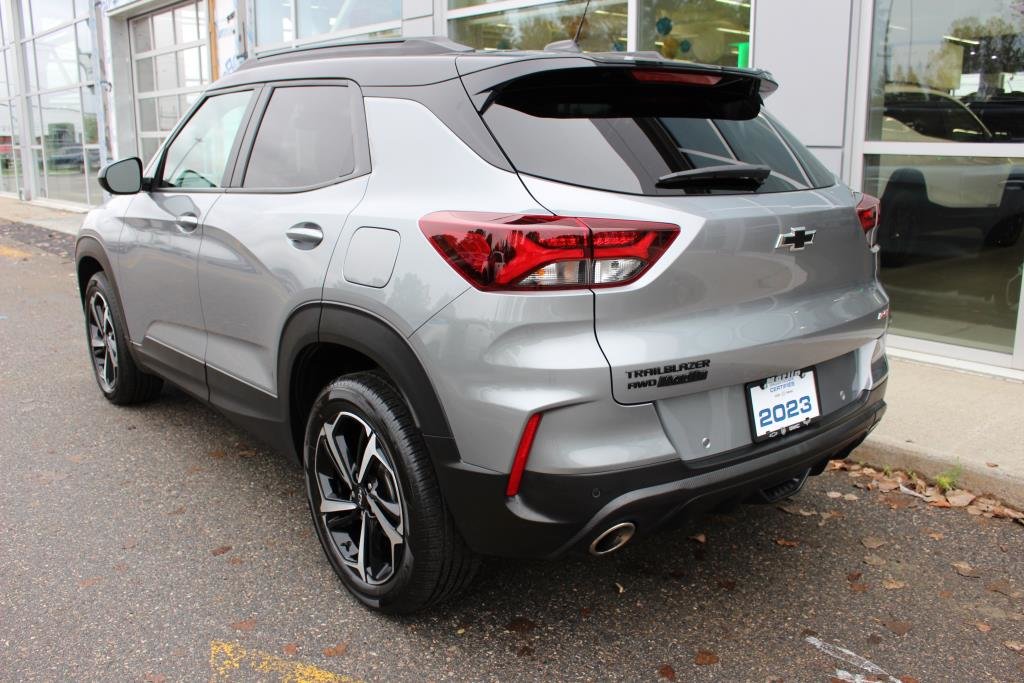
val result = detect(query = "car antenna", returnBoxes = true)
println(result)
[544,0,592,52]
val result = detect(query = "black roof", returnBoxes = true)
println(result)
[215,36,777,92]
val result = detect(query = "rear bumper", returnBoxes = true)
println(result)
[433,381,887,559]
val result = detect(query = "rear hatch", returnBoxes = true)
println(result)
[459,56,888,405]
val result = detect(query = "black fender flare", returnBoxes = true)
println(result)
[277,302,460,467]
[75,236,118,304]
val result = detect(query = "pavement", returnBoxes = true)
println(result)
[1,202,1023,681]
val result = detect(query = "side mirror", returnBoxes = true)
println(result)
[98,157,144,195]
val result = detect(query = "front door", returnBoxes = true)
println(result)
[118,88,257,398]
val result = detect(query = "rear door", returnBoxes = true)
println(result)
[197,80,369,408]
[474,63,888,405]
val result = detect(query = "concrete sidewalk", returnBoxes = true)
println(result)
[2,196,1022,507]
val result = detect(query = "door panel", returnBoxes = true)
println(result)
[197,178,368,398]
[118,191,221,397]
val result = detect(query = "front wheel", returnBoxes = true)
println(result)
[303,373,478,613]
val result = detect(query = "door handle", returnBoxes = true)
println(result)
[175,213,199,233]
[286,222,324,249]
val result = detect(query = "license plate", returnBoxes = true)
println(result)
[746,368,821,441]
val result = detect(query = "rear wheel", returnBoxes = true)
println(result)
[83,272,163,404]
[303,373,478,613]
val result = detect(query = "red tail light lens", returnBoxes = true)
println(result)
[419,211,679,291]
[856,193,880,232]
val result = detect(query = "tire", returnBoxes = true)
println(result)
[303,372,479,614]
[83,272,163,404]
[984,215,1023,248]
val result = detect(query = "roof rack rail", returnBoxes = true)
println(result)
[254,36,474,61]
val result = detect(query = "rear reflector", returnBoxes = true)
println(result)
[419,212,679,291]
[506,413,543,497]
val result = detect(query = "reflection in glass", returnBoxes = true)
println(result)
[35,26,78,91]
[77,21,93,82]
[638,0,751,66]
[868,0,1024,142]
[160,91,252,188]
[152,10,174,49]
[86,144,102,203]
[450,0,627,52]
[297,0,401,38]
[132,16,152,52]
[82,85,98,144]
[40,88,87,203]
[863,154,1023,353]
[175,3,201,43]
[256,0,294,45]
[30,0,75,34]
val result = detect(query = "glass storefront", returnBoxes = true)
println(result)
[864,0,1024,355]
[20,0,101,204]
[449,0,627,52]
[638,0,750,66]
[0,5,21,195]
[253,0,401,48]
[130,1,211,165]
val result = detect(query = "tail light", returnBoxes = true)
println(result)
[419,211,679,291]
[855,193,880,246]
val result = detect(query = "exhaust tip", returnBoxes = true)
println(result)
[589,522,636,556]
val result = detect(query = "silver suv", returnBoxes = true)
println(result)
[76,37,889,614]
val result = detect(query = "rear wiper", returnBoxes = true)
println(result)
[656,164,771,191]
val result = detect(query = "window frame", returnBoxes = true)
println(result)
[148,83,262,194]
[224,78,371,194]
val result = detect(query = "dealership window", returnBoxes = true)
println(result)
[449,0,627,52]
[129,1,211,165]
[0,6,22,196]
[254,0,401,49]
[638,0,751,66]
[862,0,1024,358]
[20,0,100,205]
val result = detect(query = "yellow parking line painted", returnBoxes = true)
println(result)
[0,245,32,260]
[210,640,360,683]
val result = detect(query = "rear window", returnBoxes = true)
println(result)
[481,68,834,196]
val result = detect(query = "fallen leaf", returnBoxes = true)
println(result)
[689,533,706,544]
[861,536,887,549]
[230,618,256,631]
[507,616,537,633]
[614,582,625,594]
[930,498,952,509]
[927,532,944,541]
[975,622,992,633]
[778,504,816,517]
[237,449,257,458]
[849,582,869,593]
[878,480,901,492]
[938,590,953,599]
[456,628,465,635]
[952,561,981,578]
[882,619,912,636]
[947,490,976,507]
[986,579,1021,598]
[211,545,232,556]
[843,493,859,501]
[657,664,677,680]
[322,642,348,657]
[694,650,719,665]
[864,554,886,567]
[818,510,842,527]
[884,492,917,509]
[228,556,244,566]
[209,449,226,458]
[282,643,298,656]
[1005,641,1024,653]
[882,579,907,590]
[775,538,799,547]
[986,462,999,468]
[847,571,863,582]
[826,491,843,499]
[900,677,921,683]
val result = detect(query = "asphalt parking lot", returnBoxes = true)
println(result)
[2,225,1023,682]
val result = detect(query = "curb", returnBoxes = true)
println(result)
[854,434,1024,511]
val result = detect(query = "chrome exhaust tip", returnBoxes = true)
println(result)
[588,522,636,556]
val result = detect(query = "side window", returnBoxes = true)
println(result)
[243,85,355,189]
[160,90,253,189]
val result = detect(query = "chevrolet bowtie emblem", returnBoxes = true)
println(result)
[775,227,816,251]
